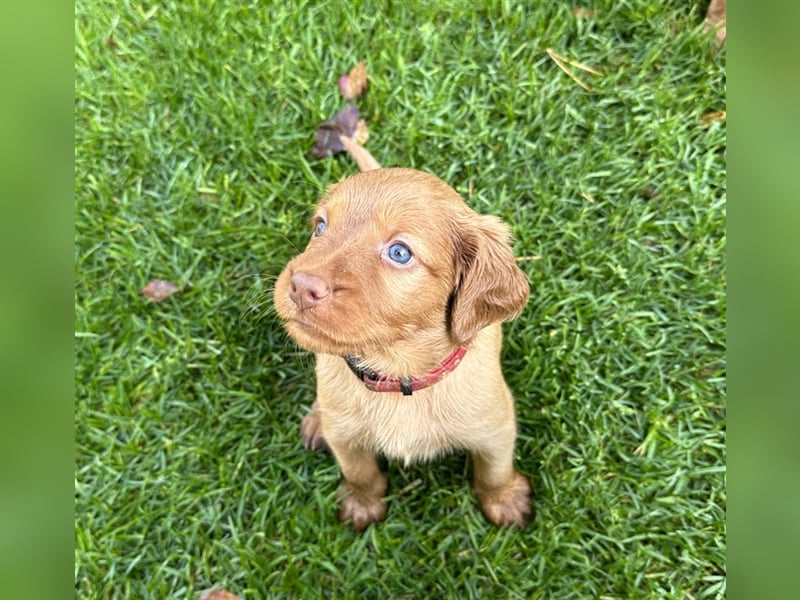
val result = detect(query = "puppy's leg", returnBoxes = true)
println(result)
[470,434,532,527]
[328,441,388,531]
[300,400,328,451]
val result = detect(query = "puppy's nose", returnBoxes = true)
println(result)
[289,271,330,310]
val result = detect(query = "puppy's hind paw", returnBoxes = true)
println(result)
[300,402,328,452]
[476,471,533,528]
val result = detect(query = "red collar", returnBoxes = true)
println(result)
[343,347,468,396]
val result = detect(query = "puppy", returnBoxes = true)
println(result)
[274,168,532,531]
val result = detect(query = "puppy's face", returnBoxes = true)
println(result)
[274,168,529,357]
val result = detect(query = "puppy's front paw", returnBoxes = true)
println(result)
[337,486,388,532]
[300,404,328,452]
[476,471,533,527]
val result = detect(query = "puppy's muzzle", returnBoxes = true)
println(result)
[289,271,330,311]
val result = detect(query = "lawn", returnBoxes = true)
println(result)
[75,1,726,598]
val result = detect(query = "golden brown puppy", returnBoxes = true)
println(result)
[274,168,531,531]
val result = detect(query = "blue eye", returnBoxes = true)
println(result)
[387,242,412,264]
[313,220,327,237]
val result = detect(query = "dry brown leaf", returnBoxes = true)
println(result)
[572,7,596,18]
[311,104,361,158]
[339,61,368,100]
[141,279,180,302]
[355,119,370,145]
[199,590,240,600]
[700,110,726,125]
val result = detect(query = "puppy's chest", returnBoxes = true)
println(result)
[321,381,461,463]
[315,354,478,462]
[354,397,457,463]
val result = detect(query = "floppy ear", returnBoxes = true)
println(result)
[449,214,530,345]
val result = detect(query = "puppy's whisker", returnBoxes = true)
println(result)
[239,269,282,325]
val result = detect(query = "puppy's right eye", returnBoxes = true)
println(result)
[313,220,327,237]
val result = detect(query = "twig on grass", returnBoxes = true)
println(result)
[546,47,601,92]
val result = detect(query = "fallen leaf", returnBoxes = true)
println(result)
[311,103,361,158]
[572,7,596,18]
[332,103,360,133]
[355,119,370,145]
[199,590,240,600]
[704,0,726,46]
[141,279,180,302]
[700,110,726,125]
[339,61,367,100]
[105,36,118,51]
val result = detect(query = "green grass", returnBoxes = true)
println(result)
[75,1,726,597]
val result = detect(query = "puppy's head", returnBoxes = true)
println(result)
[274,168,529,356]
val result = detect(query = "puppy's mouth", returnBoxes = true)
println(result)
[285,315,327,338]
[283,314,367,355]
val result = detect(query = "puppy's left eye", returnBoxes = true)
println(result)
[313,220,327,237]
[386,242,412,264]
